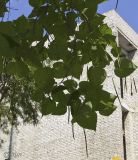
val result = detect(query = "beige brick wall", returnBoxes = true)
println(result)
[1,109,123,160]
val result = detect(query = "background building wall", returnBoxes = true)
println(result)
[0,109,123,160]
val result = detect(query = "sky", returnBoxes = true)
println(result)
[5,0,138,33]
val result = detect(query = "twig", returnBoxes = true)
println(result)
[133,78,137,93]
[115,0,119,10]
[7,7,18,11]
[7,0,11,20]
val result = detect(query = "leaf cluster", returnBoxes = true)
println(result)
[0,0,137,131]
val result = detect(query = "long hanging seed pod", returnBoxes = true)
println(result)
[71,122,75,140]
[83,129,88,158]
[68,106,71,124]
[131,79,133,96]
[124,77,127,92]
[8,125,14,160]
[133,78,137,93]
[120,78,124,98]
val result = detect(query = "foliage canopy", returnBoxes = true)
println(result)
[0,0,137,133]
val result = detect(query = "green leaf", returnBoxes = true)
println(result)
[88,67,106,85]
[31,89,44,102]
[85,101,93,110]
[98,0,107,3]
[0,2,8,17]
[29,22,44,41]
[100,91,117,103]
[0,56,3,72]
[69,90,80,106]
[52,90,68,105]
[52,85,66,94]
[91,47,112,68]
[0,34,15,57]
[76,22,89,40]
[90,13,106,29]
[70,0,85,11]
[29,0,45,7]
[66,12,77,31]
[47,41,68,60]
[23,47,42,68]
[102,34,120,58]
[34,67,55,92]
[84,1,98,20]
[41,98,56,115]
[79,81,90,94]
[81,42,92,64]
[7,61,29,77]
[14,16,30,35]
[99,24,112,35]
[75,104,97,130]
[111,46,121,57]
[106,36,121,57]
[114,58,137,78]
[53,62,66,78]
[69,61,83,79]
[98,91,117,116]
[2,33,19,49]
[0,22,16,36]
[49,21,68,40]
[84,85,117,114]
[99,101,117,116]
[64,79,77,92]
[52,103,67,115]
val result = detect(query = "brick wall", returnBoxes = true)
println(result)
[1,109,123,160]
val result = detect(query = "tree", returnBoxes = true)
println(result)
[0,0,137,135]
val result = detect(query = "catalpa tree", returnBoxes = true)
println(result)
[0,0,137,135]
